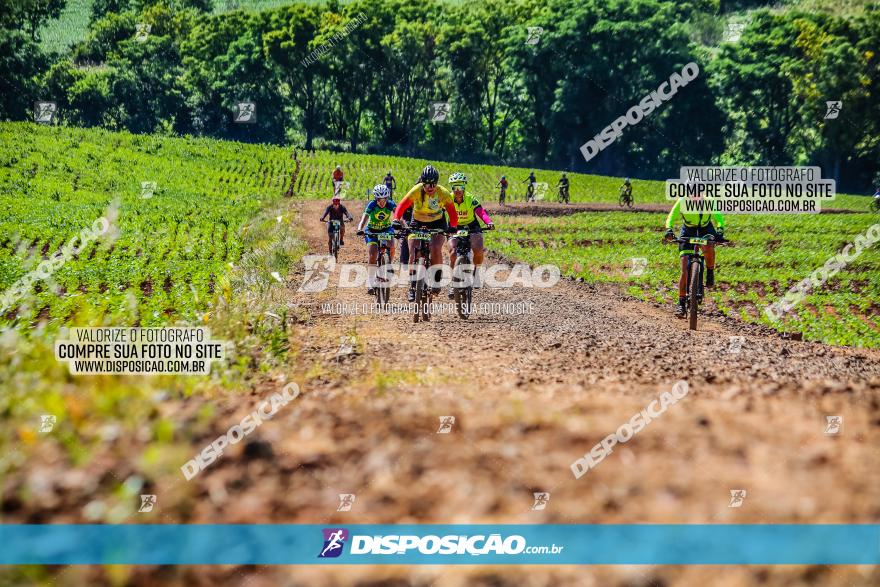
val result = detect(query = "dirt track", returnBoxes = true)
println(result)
[162,199,877,585]
[21,200,880,586]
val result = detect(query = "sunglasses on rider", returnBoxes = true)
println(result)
[423,181,437,188]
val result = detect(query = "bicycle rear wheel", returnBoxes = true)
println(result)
[688,261,701,330]
[453,255,473,320]
[413,253,429,323]
[376,251,390,307]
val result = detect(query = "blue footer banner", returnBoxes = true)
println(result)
[1,525,878,565]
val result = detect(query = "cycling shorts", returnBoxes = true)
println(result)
[364,228,395,245]
[679,223,718,255]
[452,220,483,234]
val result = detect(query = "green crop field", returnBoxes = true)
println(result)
[489,211,880,347]
[0,122,299,332]
[2,122,878,349]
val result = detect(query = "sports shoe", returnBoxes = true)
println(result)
[675,299,687,318]
[407,289,416,302]
[367,287,376,295]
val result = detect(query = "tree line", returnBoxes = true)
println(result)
[2,0,879,191]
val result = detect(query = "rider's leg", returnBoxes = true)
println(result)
[704,245,716,287]
[340,224,345,245]
[327,227,333,253]
[447,237,459,298]
[471,233,485,288]
[678,255,688,297]
[367,242,378,291]
[429,233,446,292]
[471,233,485,265]
[407,238,419,301]
[677,255,688,315]
[398,237,409,265]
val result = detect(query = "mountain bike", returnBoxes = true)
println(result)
[362,228,399,307]
[450,224,494,320]
[526,182,536,202]
[557,185,570,204]
[323,218,350,262]
[618,188,633,208]
[404,227,447,323]
[664,234,732,331]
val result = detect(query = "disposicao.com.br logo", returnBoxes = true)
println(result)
[318,528,564,559]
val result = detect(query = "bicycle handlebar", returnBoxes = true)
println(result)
[662,235,732,246]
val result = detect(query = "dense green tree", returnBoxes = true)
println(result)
[0,29,47,120]
[263,4,326,149]
[16,0,880,190]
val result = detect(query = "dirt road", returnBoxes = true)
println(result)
[25,200,880,586]
[168,199,876,585]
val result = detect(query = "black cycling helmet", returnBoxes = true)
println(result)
[421,164,440,184]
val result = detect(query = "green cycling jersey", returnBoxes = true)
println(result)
[665,197,724,230]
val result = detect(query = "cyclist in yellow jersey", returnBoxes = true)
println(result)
[393,165,459,301]
[445,172,494,298]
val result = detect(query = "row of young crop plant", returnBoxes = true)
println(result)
[292,149,875,209]
[0,123,291,332]
[292,149,646,203]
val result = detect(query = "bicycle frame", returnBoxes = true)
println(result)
[364,229,397,305]
[403,227,446,322]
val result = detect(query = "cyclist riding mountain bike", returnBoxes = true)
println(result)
[557,173,570,201]
[384,171,397,197]
[664,196,725,317]
[332,165,344,195]
[321,196,353,252]
[620,178,632,199]
[393,164,459,302]
[524,171,537,200]
[497,176,508,204]
[356,185,397,295]
[446,172,494,298]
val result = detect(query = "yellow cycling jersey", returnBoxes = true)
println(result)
[403,183,454,222]
[451,193,482,225]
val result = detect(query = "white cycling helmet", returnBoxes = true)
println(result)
[373,184,391,200]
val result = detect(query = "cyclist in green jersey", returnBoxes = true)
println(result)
[445,172,494,297]
[664,197,725,317]
[356,185,397,295]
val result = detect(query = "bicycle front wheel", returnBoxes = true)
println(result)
[376,251,390,307]
[688,261,701,331]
